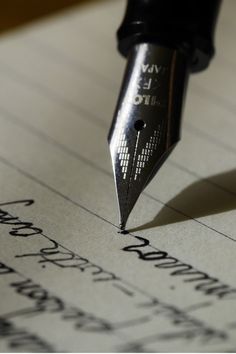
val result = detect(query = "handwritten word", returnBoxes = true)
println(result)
[0,200,42,236]
[123,236,236,300]
[0,201,233,350]
[0,262,15,275]
[1,260,229,351]
[16,238,119,282]
[0,199,119,283]
[9,277,113,333]
[0,317,55,352]
[11,279,64,313]
[120,297,227,352]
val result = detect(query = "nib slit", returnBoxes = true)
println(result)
[119,222,125,231]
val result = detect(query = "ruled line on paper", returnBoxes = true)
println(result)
[0,156,233,351]
[20,34,236,129]
[23,17,236,127]
[0,53,235,244]
[0,0,236,351]
[0,262,130,349]
[0,60,108,129]
[1,33,236,162]
[0,76,235,246]
[0,146,235,286]
[0,102,235,246]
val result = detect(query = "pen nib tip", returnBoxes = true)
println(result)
[118,221,129,234]
[119,221,126,231]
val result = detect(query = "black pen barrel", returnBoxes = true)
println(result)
[118,0,221,72]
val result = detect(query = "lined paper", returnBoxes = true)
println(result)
[0,0,236,351]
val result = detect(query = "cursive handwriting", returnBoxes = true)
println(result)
[0,199,119,283]
[0,200,234,351]
[0,200,42,236]
[0,261,15,275]
[9,277,113,333]
[16,238,119,282]
[0,317,55,352]
[123,235,236,300]
[0,260,230,351]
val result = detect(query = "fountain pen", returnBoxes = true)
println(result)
[108,0,221,231]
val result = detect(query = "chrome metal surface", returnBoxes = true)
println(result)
[108,43,188,229]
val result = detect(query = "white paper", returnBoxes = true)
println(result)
[0,0,236,352]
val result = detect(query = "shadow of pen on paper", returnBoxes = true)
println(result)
[129,169,236,232]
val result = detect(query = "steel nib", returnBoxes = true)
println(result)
[108,43,188,229]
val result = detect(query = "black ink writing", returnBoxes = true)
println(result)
[123,236,236,300]
[0,262,15,275]
[9,277,114,333]
[0,317,55,352]
[0,199,42,236]
[16,238,119,282]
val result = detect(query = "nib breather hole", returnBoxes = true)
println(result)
[134,120,146,131]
